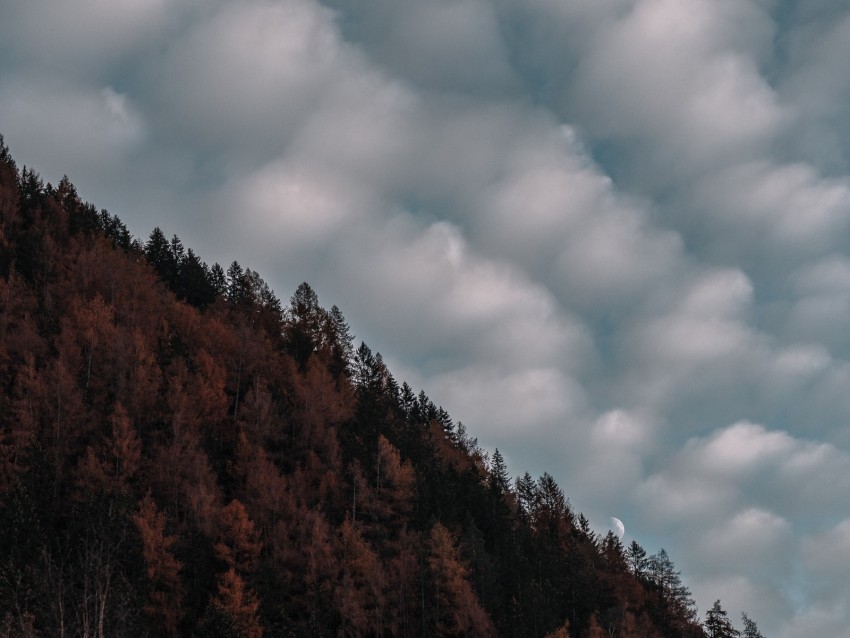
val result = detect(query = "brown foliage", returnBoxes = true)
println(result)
[335,519,384,637]
[133,493,183,635]
[215,499,263,574]
[427,522,496,638]
[544,620,571,638]
[210,568,264,638]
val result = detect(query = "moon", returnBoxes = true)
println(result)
[610,517,625,539]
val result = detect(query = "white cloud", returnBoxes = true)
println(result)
[5,0,850,634]
[570,0,785,178]
[146,0,347,155]
[0,79,145,178]
[0,0,174,77]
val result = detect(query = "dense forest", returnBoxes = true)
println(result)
[0,135,761,637]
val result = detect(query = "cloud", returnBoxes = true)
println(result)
[0,0,173,78]
[4,0,850,634]
[0,78,145,178]
[567,0,785,179]
[143,0,347,157]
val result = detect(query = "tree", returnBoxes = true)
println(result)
[741,612,765,638]
[648,548,699,631]
[226,261,247,305]
[515,472,537,523]
[600,530,626,571]
[489,449,510,495]
[335,519,384,637]
[427,522,496,637]
[371,435,415,530]
[704,600,739,638]
[535,472,572,540]
[206,568,263,638]
[145,228,175,284]
[325,304,354,379]
[625,540,648,578]
[133,494,183,635]
[544,620,571,638]
[284,282,325,367]
[209,262,227,298]
[215,499,262,575]
[586,613,607,638]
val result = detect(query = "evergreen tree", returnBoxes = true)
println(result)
[284,282,325,366]
[489,449,510,495]
[625,540,648,577]
[648,548,699,630]
[326,304,354,378]
[209,262,227,298]
[741,612,765,638]
[145,227,174,282]
[704,600,739,638]
[226,261,246,305]
[515,472,537,519]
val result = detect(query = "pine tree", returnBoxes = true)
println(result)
[625,540,648,577]
[741,612,765,638]
[704,600,739,638]
[489,449,510,495]
[648,548,699,630]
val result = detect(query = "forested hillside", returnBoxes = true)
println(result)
[0,135,746,637]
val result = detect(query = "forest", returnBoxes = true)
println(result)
[0,134,761,637]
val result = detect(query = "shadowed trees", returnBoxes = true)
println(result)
[0,138,733,638]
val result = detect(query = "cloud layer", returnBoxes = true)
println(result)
[3,0,850,634]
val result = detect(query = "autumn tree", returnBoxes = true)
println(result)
[75,402,141,495]
[133,494,183,635]
[335,519,384,637]
[427,522,496,637]
[544,620,571,638]
[215,499,263,576]
[205,568,263,638]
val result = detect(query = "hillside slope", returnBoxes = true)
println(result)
[0,135,710,637]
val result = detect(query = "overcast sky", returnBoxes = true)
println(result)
[3,0,850,634]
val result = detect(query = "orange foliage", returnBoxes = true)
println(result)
[215,499,263,574]
[133,494,183,635]
[427,522,496,638]
[544,620,571,638]
[210,568,263,638]
[335,519,384,637]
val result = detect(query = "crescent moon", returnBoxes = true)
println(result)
[610,517,625,539]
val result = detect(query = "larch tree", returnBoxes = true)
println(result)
[132,494,183,636]
[215,499,263,575]
[207,568,263,638]
[427,522,496,638]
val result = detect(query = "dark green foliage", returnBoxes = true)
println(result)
[705,600,739,638]
[741,612,765,638]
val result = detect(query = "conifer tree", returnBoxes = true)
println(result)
[626,540,648,577]
[705,600,739,638]
[741,612,765,638]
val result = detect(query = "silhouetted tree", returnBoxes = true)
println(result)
[705,600,739,638]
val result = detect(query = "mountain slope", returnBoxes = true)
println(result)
[0,135,710,637]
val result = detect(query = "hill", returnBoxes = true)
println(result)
[0,134,722,637]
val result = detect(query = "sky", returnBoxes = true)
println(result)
[2,0,850,634]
